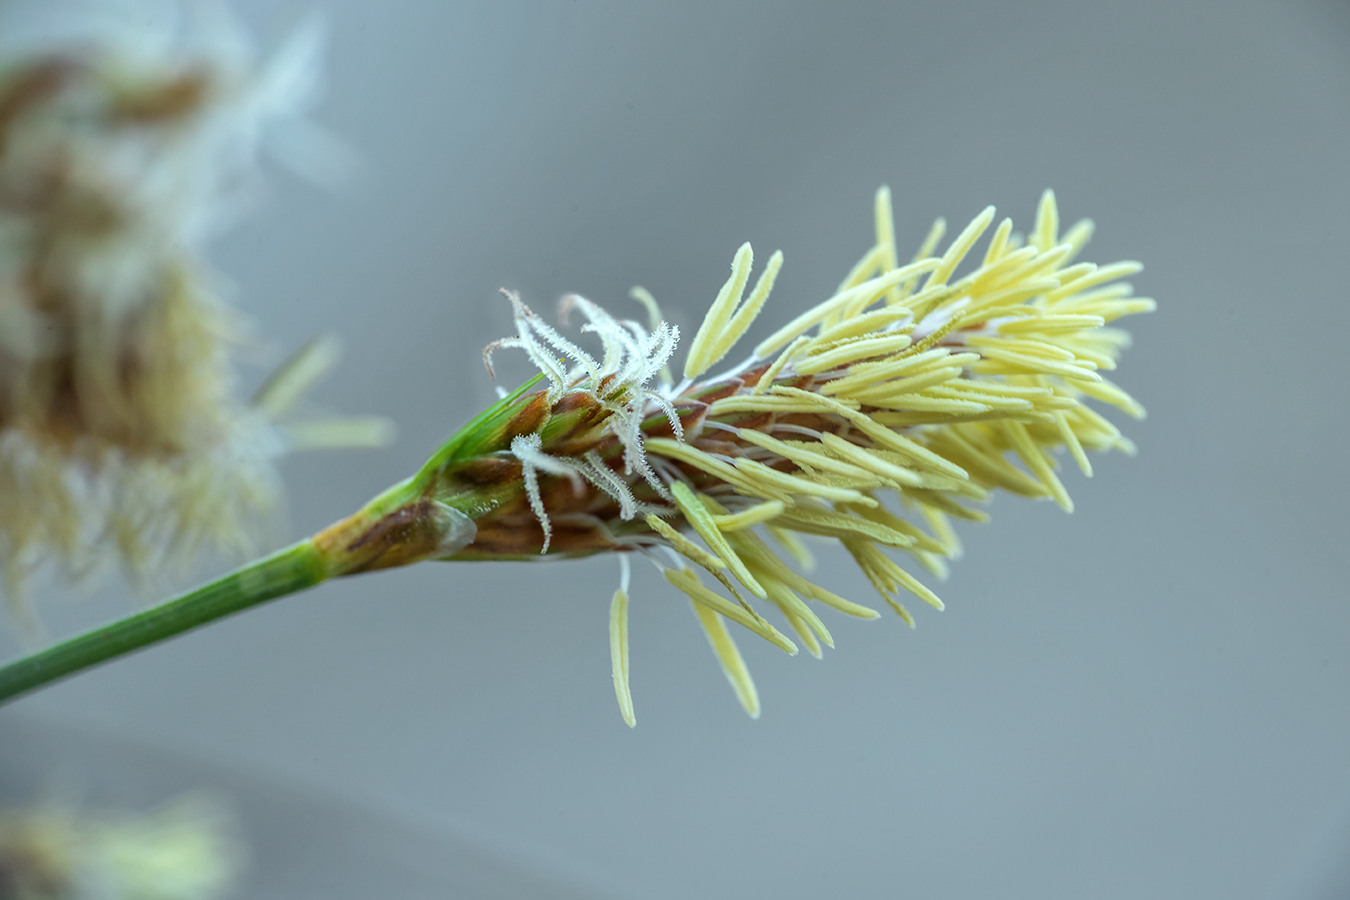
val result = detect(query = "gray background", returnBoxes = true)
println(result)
[3,1,1349,898]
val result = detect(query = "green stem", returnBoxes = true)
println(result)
[0,540,327,704]
[0,375,540,705]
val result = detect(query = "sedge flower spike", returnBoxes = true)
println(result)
[0,187,1155,723]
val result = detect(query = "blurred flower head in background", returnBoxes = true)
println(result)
[0,792,241,900]
[0,0,386,637]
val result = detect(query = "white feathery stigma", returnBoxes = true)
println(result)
[491,290,681,550]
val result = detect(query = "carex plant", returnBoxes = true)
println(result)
[0,187,1154,724]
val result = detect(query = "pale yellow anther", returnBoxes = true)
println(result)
[685,242,754,379]
[843,366,966,405]
[793,333,914,375]
[1059,218,1095,262]
[710,392,860,418]
[1053,412,1093,477]
[1059,375,1146,418]
[897,217,946,302]
[817,348,968,396]
[997,314,1106,335]
[1002,419,1073,512]
[845,502,947,555]
[757,577,832,658]
[738,430,880,483]
[874,185,901,305]
[887,599,916,627]
[766,385,966,481]
[776,605,821,657]
[766,525,815,569]
[1056,282,1134,309]
[773,504,916,547]
[923,385,1035,412]
[805,309,915,349]
[688,595,760,718]
[669,482,767,598]
[682,245,782,379]
[834,243,888,296]
[666,567,797,655]
[956,280,1063,323]
[918,505,962,559]
[715,250,783,359]
[1045,262,1095,292]
[966,335,1077,362]
[982,217,1014,266]
[712,501,786,531]
[754,259,941,358]
[730,528,880,621]
[644,514,727,572]
[645,438,791,502]
[891,564,945,611]
[970,346,1102,382]
[1043,261,1143,302]
[1031,188,1059,253]
[1057,342,1118,372]
[668,500,761,608]
[925,205,996,290]
[610,588,635,727]
[751,335,809,396]
[748,568,833,648]
[818,433,924,487]
[982,243,1076,296]
[732,458,876,506]
[846,538,945,617]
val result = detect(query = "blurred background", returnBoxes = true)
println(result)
[3,0,1349,897]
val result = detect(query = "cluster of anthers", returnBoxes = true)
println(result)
[469,187,1152,725]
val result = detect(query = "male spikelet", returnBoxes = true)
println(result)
[0,5,387,635]
[0,187,1153,719]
